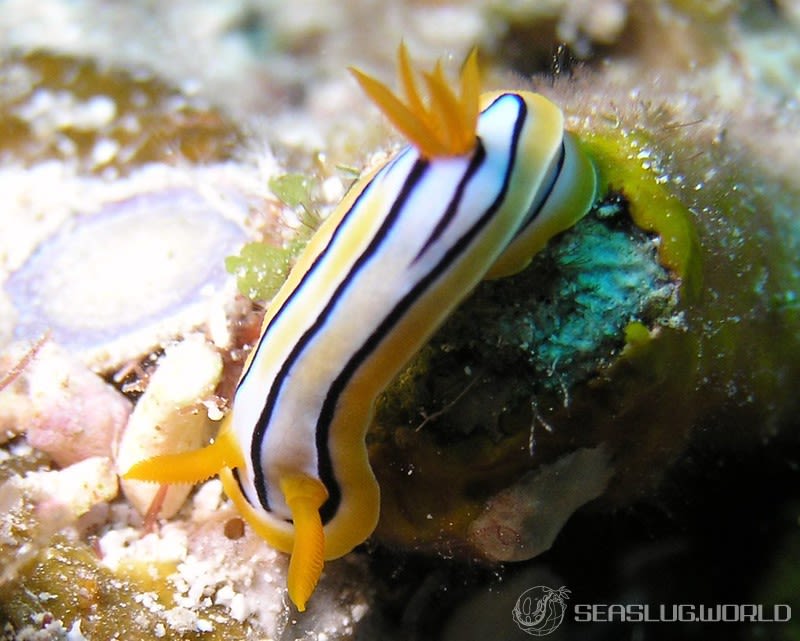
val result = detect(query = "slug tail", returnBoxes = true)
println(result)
[122,420,244,484]
[280,475,329,612]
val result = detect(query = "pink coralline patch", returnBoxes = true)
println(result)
[0,341,131,466]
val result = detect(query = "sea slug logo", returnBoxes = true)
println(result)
[512,585,571,636]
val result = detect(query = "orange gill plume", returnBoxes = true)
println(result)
[349,42,480,159]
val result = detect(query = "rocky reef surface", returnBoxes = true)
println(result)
[0,2,798,640]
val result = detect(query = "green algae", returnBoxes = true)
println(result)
[226,173,322,302]
[579,129,702,297]
[225,241,293,302]
[268,173,315,210]
[622,320,652,350]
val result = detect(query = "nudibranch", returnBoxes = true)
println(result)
[123,44,597,611]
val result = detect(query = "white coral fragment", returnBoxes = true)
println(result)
[117,334,223,518]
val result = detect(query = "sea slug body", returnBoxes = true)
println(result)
[124,43,597,611]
